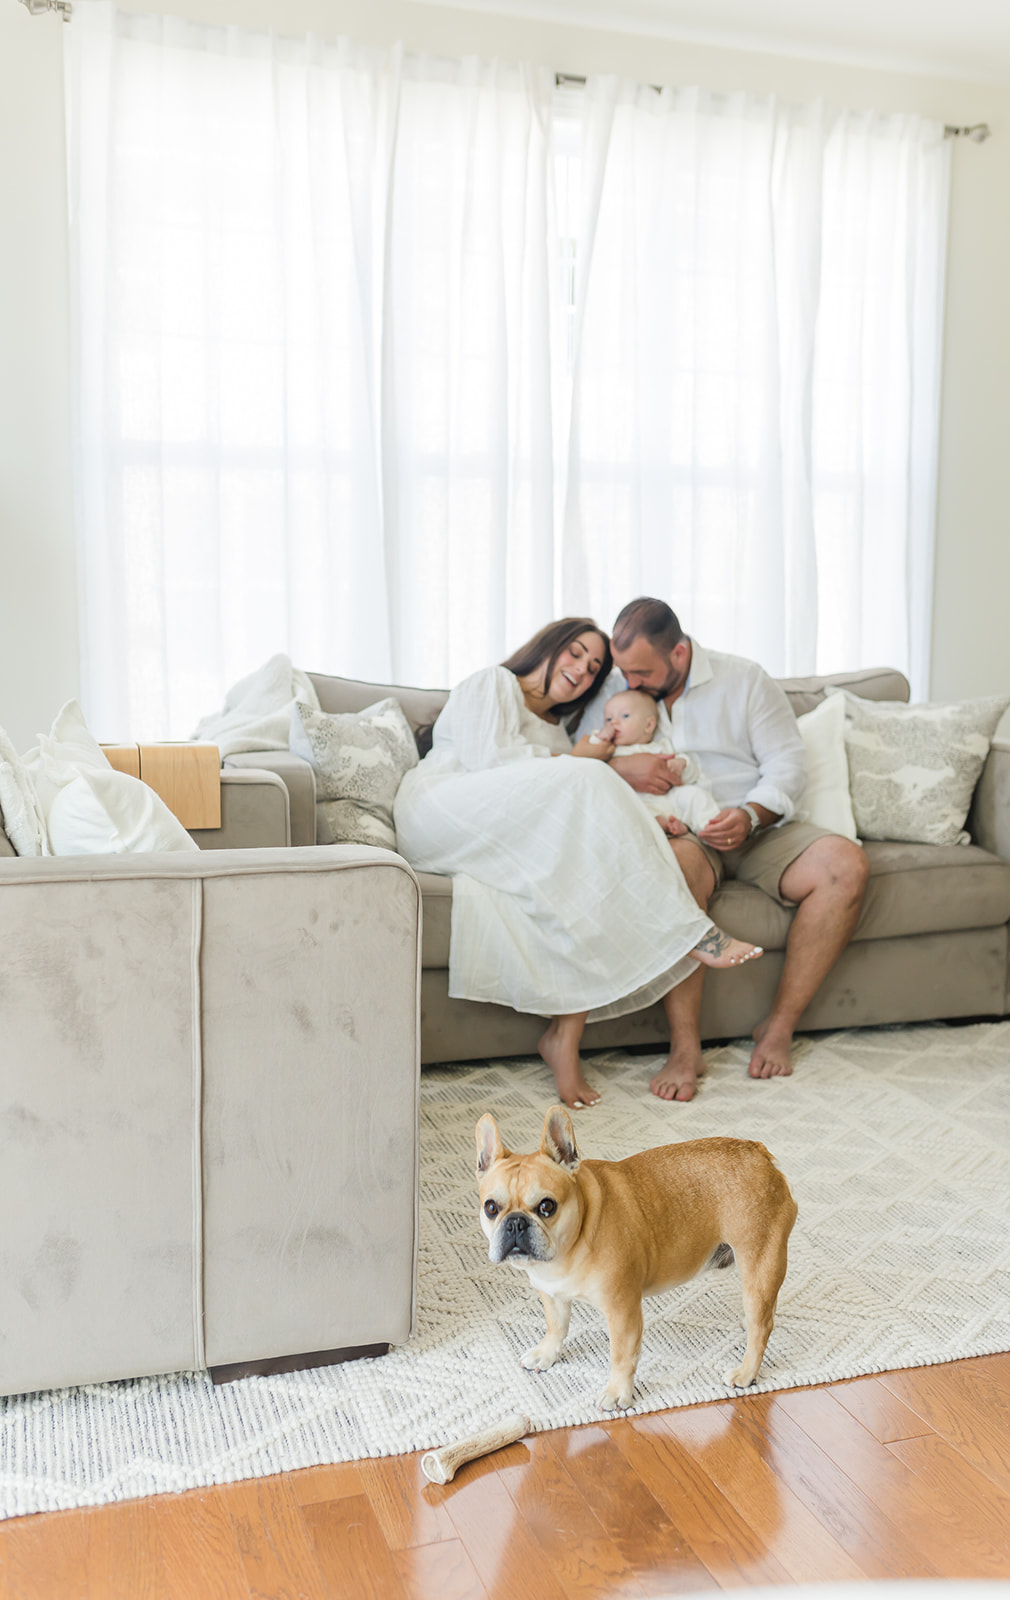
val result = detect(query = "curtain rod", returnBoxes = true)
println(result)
[9,6,996,138]
[556,73,992,140]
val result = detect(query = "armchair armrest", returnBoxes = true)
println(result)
[225,750,317,846]
[969,737,1010,860]
[190,768,291,850]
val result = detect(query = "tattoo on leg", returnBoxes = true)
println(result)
[694,928,730,956]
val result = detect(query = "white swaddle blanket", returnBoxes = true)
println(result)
[192,654,321,757]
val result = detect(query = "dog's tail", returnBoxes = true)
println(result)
[708,1242,735,1270]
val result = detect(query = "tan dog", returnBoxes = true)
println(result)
[476,1106,797,1411]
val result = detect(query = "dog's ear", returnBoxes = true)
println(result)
[540,1106,580,1171]
[476,1112,507,1173]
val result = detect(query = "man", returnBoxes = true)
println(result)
[583,597,869,1102]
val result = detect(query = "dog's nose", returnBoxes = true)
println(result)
[503,1213,528,1243]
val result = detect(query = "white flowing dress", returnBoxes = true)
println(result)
[393,666,715,1022]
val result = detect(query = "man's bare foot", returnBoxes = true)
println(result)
[650,1043,706,1102]
[691,927,763,969]
[748,1017,794,1079]
[538,1023,601,1108]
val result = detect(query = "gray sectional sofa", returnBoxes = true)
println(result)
[225,665,1010,1061]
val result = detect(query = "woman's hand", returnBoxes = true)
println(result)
[570,731,615,761]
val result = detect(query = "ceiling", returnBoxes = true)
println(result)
[411,0,1010,85]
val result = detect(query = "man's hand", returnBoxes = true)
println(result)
[699,807,755,852]
[700,803,778,852]
[610,753,677,794]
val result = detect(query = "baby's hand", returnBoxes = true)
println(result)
[657,814,689,837]
[666,754,687,786]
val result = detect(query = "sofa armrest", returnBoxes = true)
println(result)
[224,750,317,846]
[969,738,1010,860]
[189,768,291,850]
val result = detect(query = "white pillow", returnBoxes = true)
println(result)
[290,697,419,850]
[24,700,198,856]
[833,689,1010,846]
[795,694,858,841]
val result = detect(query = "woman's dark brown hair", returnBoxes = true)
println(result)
[502,617,612,723]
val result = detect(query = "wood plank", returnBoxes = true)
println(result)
[495,1431,645,1599]
[155,1491,249,1600]
[606,1412,792,1587]
[286,1463,365,1507]
[887,1433,1010,1571]
[80,1500,166,1600]
[961,1352,1010,1394]
[441,1464,569,1600]
[302,1494,407,1600]
[660,1399,865,1582]
[4,1509,90,1600]
[101,745,142,779]
[774,1385,1009,1579]
[139,743,221,829]
[394,1539,488,1600]
[550,1421,717,1596]
[735,1393,940,1579]
[356,1452,455,1552]
[828,1376,935,1443]
[221,1475,330,1600]
[879,1362,1010,1495]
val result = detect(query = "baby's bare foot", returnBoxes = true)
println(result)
[538,1025,601,1108]
[658,815,689,838]
[691,927,763,969]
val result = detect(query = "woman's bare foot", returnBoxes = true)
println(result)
[538,1022,601,1108]
[691,927,763,969]
[650,1043,706,1102]
[748,1017,794,1078]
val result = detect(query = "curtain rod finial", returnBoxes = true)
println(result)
[18,0,73,18]
[944,122,991,142]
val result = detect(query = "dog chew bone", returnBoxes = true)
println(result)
[420,1414,531,1484]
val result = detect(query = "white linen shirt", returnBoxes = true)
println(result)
[579,641,807,823]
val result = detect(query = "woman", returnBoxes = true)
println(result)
[394,618,760,1108]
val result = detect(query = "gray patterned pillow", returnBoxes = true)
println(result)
[834,690,1010,846]
[290,697,418,850]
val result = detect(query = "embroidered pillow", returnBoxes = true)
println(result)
[290,697,418,849]
[795,693,858,841]
[833,690,1010,846]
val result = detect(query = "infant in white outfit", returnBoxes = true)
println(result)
[590,688,721,836]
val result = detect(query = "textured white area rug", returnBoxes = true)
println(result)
[3,1021,1010,1520]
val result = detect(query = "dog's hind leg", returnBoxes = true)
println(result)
[723,1236,790,1389]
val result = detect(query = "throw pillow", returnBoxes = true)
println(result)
[290,697,419,849]
[832,690,1010,846]
[795,693,858,841]
[24,700,199,856]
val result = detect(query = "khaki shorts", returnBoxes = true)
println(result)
[692,821,835,907]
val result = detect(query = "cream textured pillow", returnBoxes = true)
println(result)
[290,697,419,849]
[23,700,199,856]
[834,690,1010,846]
[795,694,858,841]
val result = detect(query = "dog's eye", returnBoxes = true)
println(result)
[537,1198,557,1218]
[484,1199,499,1218]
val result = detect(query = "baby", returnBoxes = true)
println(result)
[591,688,721,837]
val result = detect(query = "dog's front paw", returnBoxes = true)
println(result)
[520,1339,562,1373]
[598,1381,635,1412]
[723,1364,756,1390]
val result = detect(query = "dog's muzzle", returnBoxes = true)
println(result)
[490,1211,536,1263]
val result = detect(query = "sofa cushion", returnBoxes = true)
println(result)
[418,842,1010,966]
[309,672,448,740]
[0,827,15,858]
[779,665,910,718]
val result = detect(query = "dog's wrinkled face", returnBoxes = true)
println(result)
[476,1107,583,1266]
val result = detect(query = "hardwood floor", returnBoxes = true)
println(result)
[2,1353,1009,1598]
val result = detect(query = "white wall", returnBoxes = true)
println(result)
[1,0,1008,749]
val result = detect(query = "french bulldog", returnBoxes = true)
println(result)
[476,1105,797,1411]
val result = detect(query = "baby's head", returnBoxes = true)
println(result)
[602,688,658,747]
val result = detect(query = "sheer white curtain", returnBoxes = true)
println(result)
[560,82,949,687]
[65,6,554,737]
[65,11,950,737]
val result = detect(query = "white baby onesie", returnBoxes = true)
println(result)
[590,734,722,834]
